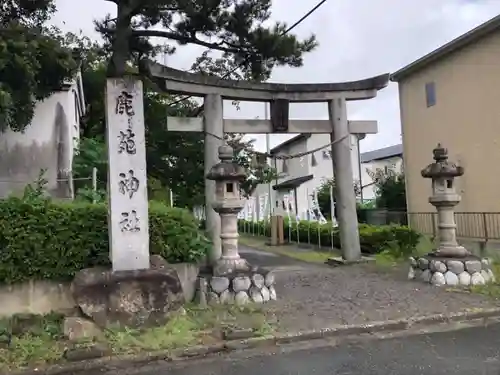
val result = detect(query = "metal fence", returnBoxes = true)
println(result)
[238,217,341,251]
[358,209,500,242]
[238,210,500,251]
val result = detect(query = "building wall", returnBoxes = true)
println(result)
[307,134,360,183]
[0,74,83,198]
[272,138,310,215]
[398,31,500,213]
[360,156,404,201]
[252,133,361,217]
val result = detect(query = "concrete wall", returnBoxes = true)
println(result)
[0,262,199,318]
[0,72,84,198]
[360,156,404,201]
[397,31,500,213]
[0,280,75,317]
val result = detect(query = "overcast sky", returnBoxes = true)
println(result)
[52,0,500,153]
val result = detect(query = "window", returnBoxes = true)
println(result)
[226,183,234,193]
[425,82,436,107]
[73,90,79,122]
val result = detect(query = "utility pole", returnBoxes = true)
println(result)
[265,102,273,216]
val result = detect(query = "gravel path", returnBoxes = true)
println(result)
[239,246,500,333]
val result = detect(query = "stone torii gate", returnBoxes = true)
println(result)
[148,61,389,263]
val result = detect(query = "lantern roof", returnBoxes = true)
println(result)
[206,145,247,181]
[421,143,464,179]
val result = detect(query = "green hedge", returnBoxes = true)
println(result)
[237,219,421,255]
[0,199,211,285]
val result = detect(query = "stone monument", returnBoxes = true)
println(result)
[195,145,276,305]
[70,77,186,329]
[105,78,150,271]
[408,143,494,286]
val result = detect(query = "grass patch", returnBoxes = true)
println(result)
[0,312,66,372]
[239,235,337,264]
[0,305,275,372]
[462,259,500,299]
[374,236,434,268]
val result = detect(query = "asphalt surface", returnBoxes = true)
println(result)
[238,245,308,268]
[119,323,500,375]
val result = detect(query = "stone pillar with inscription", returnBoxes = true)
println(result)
[105,78,150,272]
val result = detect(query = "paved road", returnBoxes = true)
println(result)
[239,245,311,268]
[119,323,500,375]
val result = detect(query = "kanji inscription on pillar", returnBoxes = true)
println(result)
[106,78,149,272]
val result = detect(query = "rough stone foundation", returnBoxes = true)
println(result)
[195,269,277,305]
[408,255,495,286]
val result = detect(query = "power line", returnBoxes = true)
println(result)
[206,131,347,160]
[164,0,333,162]
[282,0,328,35]
[166,0,329,110]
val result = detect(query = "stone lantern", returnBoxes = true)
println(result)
[409,143,494,286]
[196,145,277,305]
[421,143,468,258]
[206,144,249,275]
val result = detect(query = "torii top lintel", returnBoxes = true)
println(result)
[148,61,390,103]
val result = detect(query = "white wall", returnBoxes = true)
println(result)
[273,138,309,181]
[251,133,361,218]
[272,137,309,215]
[307,133,360,184]
[360,156,404,201]
[0,72,84,197]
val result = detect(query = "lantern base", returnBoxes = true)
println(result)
[408,254,495,286]
[428,246,471,258]
[212,257,254,277]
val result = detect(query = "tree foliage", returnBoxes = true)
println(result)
[73,53,278,208]
[97,0,318,78]
[366,167,407,210]
[0,0,78,131]
[72,0,318,208]
[316,177,361,219]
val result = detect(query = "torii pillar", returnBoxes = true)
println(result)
[148,61,389,263]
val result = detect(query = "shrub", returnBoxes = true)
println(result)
[0,198,211,285]
[238,219,421,255]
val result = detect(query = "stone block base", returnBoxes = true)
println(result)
[408,254,495,286]
[195,269,277,305]
[71,256,185,329]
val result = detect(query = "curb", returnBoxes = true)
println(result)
[12,307,500,375]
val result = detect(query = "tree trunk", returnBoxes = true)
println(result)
[107,4,133,77]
